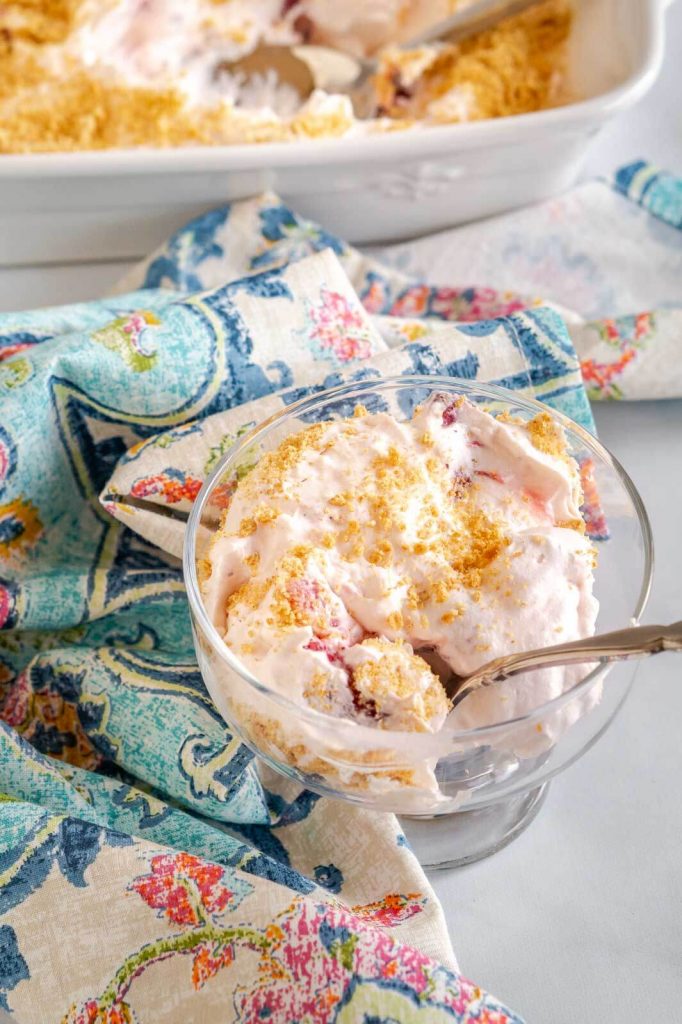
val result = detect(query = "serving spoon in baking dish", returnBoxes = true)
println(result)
[446,620,682,709]
[223,0,546,104]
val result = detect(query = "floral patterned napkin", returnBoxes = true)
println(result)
[0,161,679,1024]
[367,161,682,402]
[115,159,682,404]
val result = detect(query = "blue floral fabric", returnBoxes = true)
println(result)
[0,196,543,1023]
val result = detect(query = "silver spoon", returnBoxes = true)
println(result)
[448,621,682,709]
[221,0,544,103]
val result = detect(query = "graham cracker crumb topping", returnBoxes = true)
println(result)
[0,1,572,153]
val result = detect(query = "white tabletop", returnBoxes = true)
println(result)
[1,6,681,1022]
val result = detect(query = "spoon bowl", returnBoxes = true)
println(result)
[448,620,682,708]
[220,0,545,106]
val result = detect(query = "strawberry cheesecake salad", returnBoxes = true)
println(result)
[1,0,571,152]
[201,393,598,773]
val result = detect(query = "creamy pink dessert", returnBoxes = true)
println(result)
[202,395,598,736]
[3,1,571,153]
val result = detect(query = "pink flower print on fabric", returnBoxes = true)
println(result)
[428,286,531,323]
[235,896,520,1024]
[389,285,532,323]
[191,942,236,989]
[129,851,243,927]
[350,891,426,928]
[359,274,534,323]
[580,312,656,400]
[63,881,520,1024]
[0,578,19,631]
[62,1000,139,1024]
[300,287,376,366]
[390,286,432,318]
[580,350,638,400]
[130,469,203,506]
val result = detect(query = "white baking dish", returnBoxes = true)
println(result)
[0,0,670,265]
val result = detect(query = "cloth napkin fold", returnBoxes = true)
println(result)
[0,161,679,1024]
[103,248,592,561]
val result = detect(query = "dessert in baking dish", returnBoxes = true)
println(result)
[0,0,571,152]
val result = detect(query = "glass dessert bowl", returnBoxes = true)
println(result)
[184,376,653,867]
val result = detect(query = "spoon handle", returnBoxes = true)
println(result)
[101,492,191,523]
[403,0,543,49]
[451,621,682,708]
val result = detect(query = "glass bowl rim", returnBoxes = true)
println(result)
[183,374,654,741]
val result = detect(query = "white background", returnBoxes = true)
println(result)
[1,5,681,1022]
